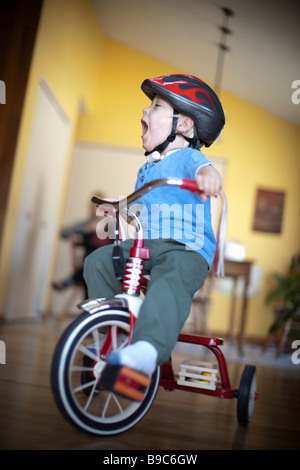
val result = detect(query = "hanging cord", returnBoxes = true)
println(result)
[214,190,228,277]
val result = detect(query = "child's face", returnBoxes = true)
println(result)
[141,95,174,154]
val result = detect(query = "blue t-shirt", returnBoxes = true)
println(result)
[131,147,216,267]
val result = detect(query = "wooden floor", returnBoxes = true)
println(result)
[0,316,300,451]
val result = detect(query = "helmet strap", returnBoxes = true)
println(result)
[174,125,200,150]
[180,132,201,150]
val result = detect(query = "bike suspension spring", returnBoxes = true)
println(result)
[122,258,144,295]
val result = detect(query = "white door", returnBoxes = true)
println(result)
[4,79,72,319]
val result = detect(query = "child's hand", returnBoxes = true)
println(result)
[195,166,222,202]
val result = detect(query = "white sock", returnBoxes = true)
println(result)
[108,340,158,376]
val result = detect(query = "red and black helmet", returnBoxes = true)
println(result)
[141,74,225,147]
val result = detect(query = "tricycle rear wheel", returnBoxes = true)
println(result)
[237,364,257,426]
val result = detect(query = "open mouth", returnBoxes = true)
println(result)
[141,119,148,137]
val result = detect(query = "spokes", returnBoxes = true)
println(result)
[78,344,99,362]
[102,391,125,417]
[83,382,98,411]
[73,378,97,394]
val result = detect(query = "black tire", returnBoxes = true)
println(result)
[51,309,160,436]
[237,364,257,426]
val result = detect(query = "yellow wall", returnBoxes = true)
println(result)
[76,36,179,147]
[1,1,299,339]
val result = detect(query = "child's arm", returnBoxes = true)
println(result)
[195,164,222,202]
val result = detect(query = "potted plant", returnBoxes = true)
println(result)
[266,255,300,334]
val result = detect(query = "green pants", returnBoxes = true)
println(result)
[83,239,209,365]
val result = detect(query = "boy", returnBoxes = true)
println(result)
[84,74,225,399]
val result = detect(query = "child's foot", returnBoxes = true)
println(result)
[100,364,151,401]
[100,341,158,401]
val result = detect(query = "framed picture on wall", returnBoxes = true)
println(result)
[252,188,285,234]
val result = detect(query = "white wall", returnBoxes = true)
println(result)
[4,80,73,320]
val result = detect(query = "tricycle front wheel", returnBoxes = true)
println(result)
[51,309,160,436]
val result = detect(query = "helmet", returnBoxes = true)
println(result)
[141,74,225,147]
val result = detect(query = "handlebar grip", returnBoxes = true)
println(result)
[181,179,203,194]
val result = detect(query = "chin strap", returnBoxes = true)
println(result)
[180,128,201,150]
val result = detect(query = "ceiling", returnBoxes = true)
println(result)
[93,0,300,127]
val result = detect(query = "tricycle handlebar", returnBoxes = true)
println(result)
[91,178,203,209]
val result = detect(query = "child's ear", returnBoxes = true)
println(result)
[177,115,194,132]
